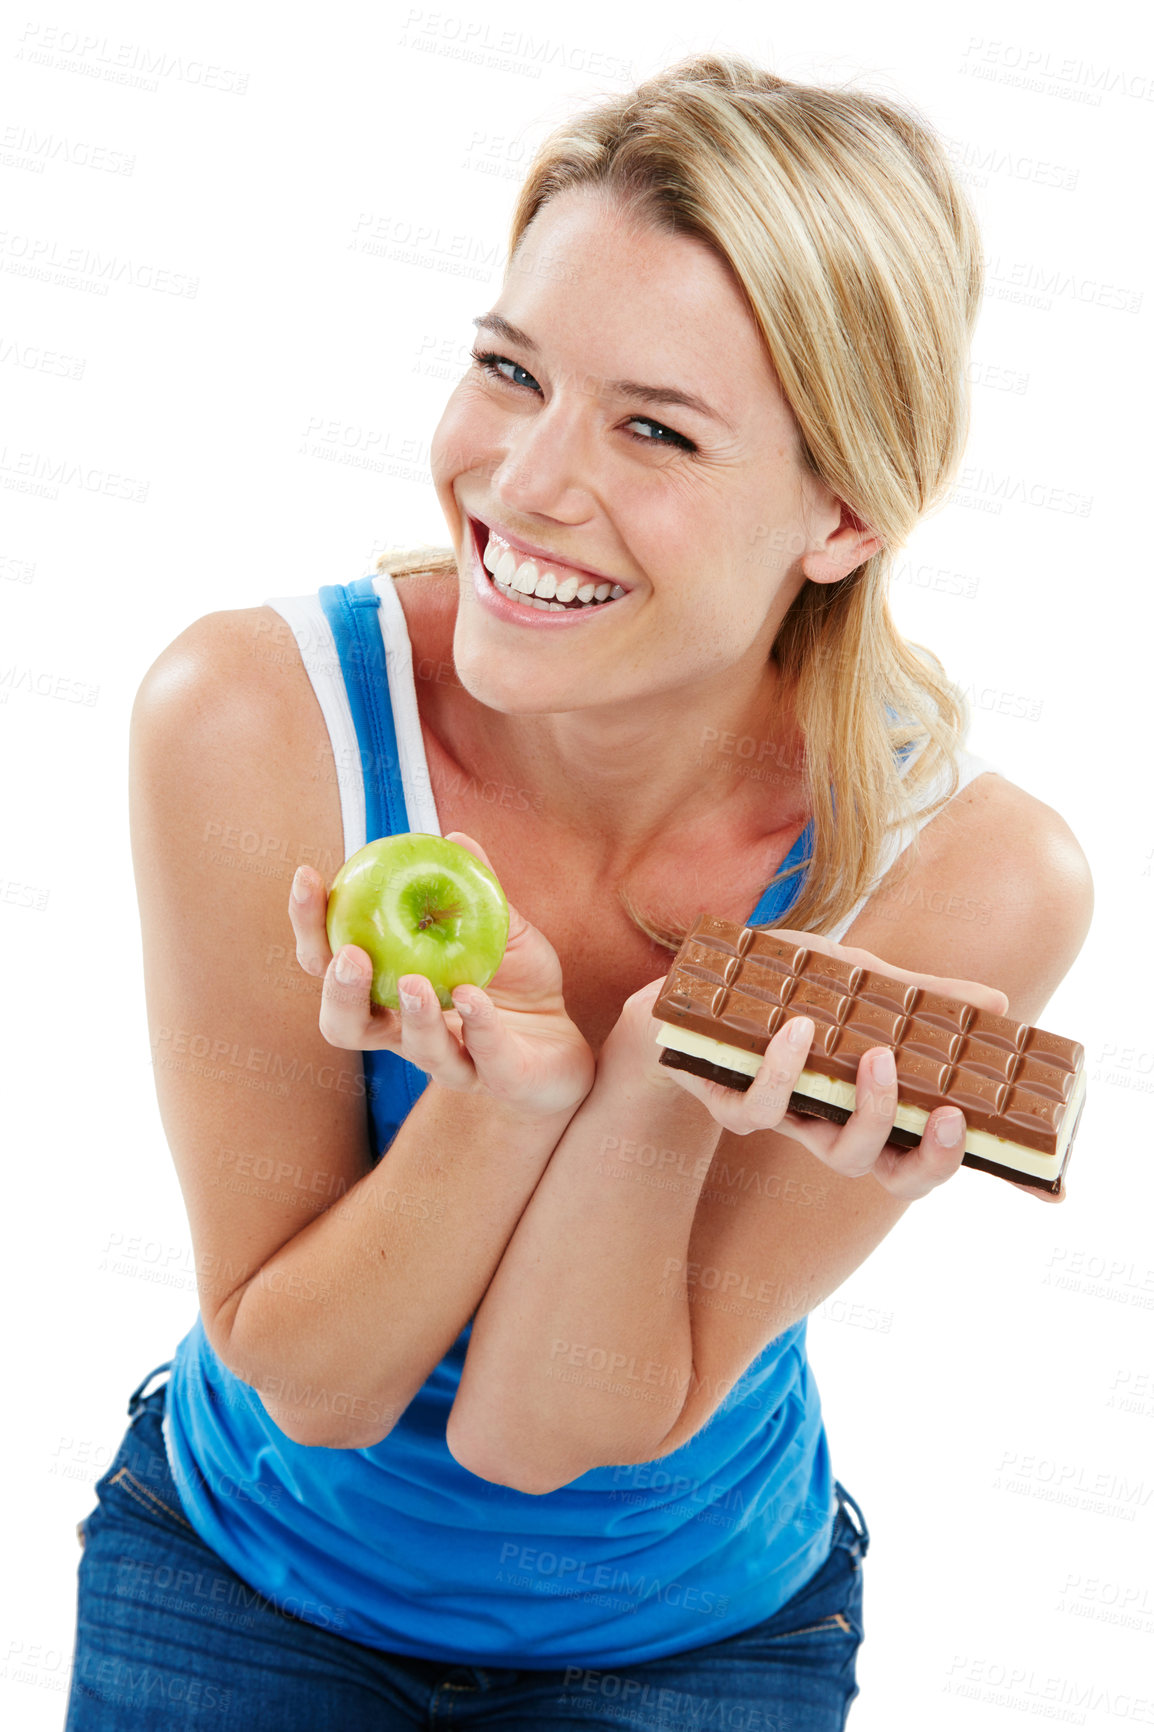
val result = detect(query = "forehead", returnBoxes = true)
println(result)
[502,187,787,432]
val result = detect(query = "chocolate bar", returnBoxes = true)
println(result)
[654,916,1085,1199]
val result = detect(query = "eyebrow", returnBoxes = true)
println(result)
[471,313,734,431]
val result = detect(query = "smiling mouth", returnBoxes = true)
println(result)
[473,519,627,612]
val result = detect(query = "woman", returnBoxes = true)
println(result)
[67,52,1092,1730]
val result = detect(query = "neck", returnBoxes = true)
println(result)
[450,652,808,876]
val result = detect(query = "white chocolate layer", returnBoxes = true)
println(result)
[655,1022,1085,1183]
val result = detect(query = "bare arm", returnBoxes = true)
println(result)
[223,1086,574,1449]
[131,606,577,1449]
[445,1039,724,1491]
[447,775,1094,1490]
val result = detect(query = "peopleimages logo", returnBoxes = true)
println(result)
[960,37,1154,106]
[0,230,198,295]
[496,1542,731,1618]
[944,1654,1154,1723]
[15,23,250,95]
[395,10,634,84]
[0,447,147,502]
[0,122,134,174]
[983,254,1142,315]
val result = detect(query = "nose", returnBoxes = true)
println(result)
[489,387,596,523]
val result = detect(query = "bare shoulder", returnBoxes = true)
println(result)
[846,771,1094,1023]
[907,772,1094,924]
[133,605,318,734]
[133,602,340,807]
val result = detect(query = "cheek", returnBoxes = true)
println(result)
[429,401,466,486]
[430,384,494,483]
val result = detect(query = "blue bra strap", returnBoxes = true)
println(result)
[746,733,915,927]
[747,819,813,926]
[318,575,409,843]
[316,575,428,1132]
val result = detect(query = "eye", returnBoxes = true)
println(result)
[470,349,536,392]
[624,417,696,451]
[468,348,697,453]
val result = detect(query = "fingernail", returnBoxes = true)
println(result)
[873,1048,896,1086]
[335,950,363,985]
[398,985,421,1014]
[787,1016,814,1049]
[935,1110,964,1147]
[291,867,310,903]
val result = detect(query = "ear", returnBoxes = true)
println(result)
[802,501,883,586]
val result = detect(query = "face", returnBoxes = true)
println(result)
[430,186,852,717]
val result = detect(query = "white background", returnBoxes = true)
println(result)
[3,0,1152,1724]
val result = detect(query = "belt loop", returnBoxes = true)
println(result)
[835,1481,870,1555]
[127,1361,173,1419]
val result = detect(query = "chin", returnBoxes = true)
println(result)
[450,651,570,716]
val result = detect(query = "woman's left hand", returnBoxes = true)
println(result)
[608,928,1011,1202]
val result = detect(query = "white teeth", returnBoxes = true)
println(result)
[480,527,630,612]
[498,581,606,614]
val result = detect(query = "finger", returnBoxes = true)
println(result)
[443,832,540,962]
[395,975,476,1089]
[318,944,402,1050]
[289,864,333,975]
[632,977,669,1028]
[633,977,668,1011]
[869,1107,967,1200]
[735,1015,816,1132]
[496,896,534,953]
[448,986,520,1089]
[445,830,497,874]
[665,1016,816,1137]
[814,1045,903,1180]
[440,831,539,960]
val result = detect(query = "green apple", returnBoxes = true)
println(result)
[325,833,509,1010]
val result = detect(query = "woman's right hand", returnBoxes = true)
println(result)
[289,831,595,1122]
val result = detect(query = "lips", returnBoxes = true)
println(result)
[468,515,626,592]
[466,515,628,626]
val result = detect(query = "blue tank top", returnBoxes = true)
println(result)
[162,575,839,1667]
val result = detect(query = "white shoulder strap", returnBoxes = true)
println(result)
[261,591,366,859]
[261,578,441,863]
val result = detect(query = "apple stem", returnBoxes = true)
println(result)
[417,902,464,931]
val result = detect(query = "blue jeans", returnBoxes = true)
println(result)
[65,1362,870,1729]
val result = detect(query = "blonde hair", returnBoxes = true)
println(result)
[381,51,982,945]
